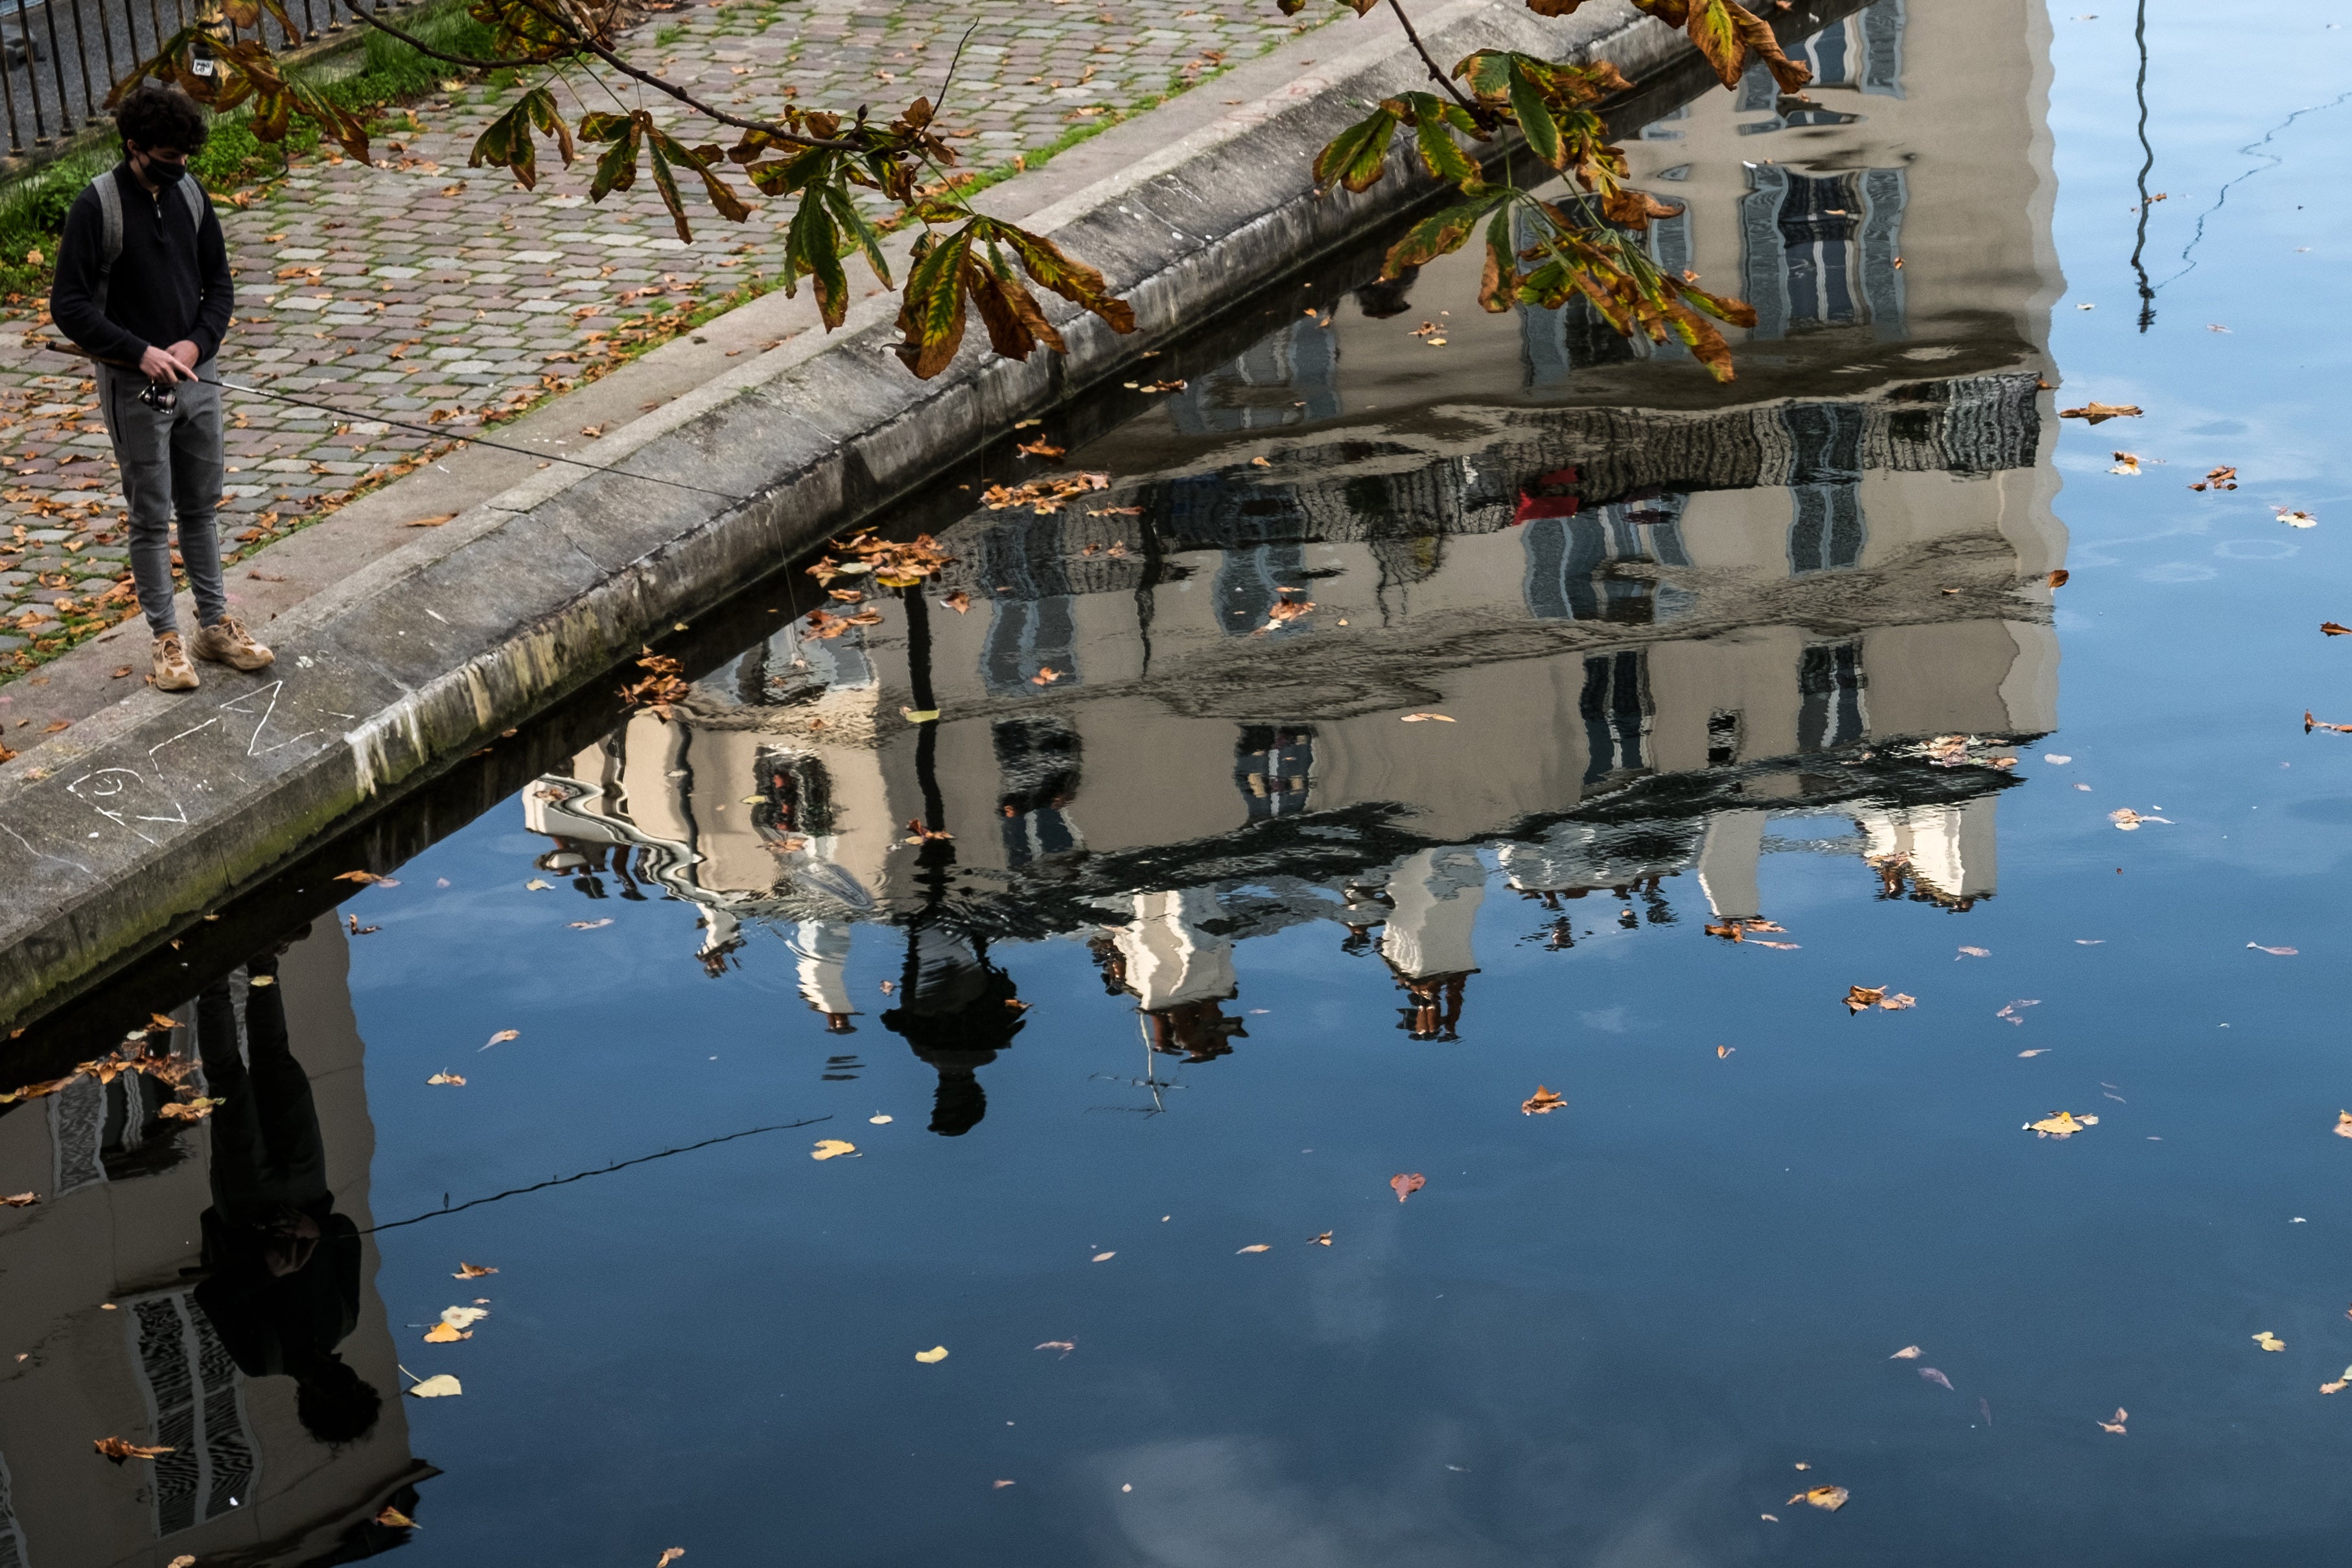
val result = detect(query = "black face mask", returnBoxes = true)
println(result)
[135,150,187,188]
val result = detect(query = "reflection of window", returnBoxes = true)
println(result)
[134,1292,257,1538]
[1740,167,1906,338]
[1580,652,1653,787]
[1235,725,1314,820]
[1707,709,1742,768]
[1169,316,1342,433]
[1524,496,1692,623]
[1859,0,1905,97]
[1799,640,1868,752]
[49,1074,106,1196]
[994,717,1084,867]
[1215,542,1307,636]
[1784,403,1867,573]
[754,748,835,839]
[977,518,1079,693]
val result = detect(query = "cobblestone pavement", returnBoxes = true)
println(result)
[0,0,1327,680]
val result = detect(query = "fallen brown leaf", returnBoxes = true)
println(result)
[1890,1345,1922,1359]
[2255,1331,2286,1352]
[93,1436,174,1463]
[2325,623,2352,637]
[0,1192,35,1207]
[423,1322,470,1343]
[427,1072,466,1086]
[376,1505,415,1527]
[943,590,972,614]
[1520,1086,1566,1115]
[2047,568,2070,588]
[1920,1367,1954,1390]
[455,1262,498,1278]
[2058,402,2142,423]
[657,1551,685,1568]
[335,870,398,886]
[2308,711,2352,734]
[1787,1485,1848,1512]
[404,513,460,528]
[1400,713,1455,723]
[1237,1243,1272,1253]
[1310,1231,1332,1245]
[2097,1408,2128,1435]
[1391,1173,1426,1203]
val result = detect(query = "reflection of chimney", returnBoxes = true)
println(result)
[1868,798,1999,905]
[1379,849,1486,981]
[1696,809,1767,921]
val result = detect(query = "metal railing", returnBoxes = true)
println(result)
[0,0,391,161]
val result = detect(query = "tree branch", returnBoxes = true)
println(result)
[1382,0,1488,125]
[343,0,556,72]
[511,0,862,149]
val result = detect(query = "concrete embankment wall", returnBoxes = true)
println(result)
[0,0,1704,1027]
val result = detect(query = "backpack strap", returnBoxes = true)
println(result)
[91,170,122,311]
[178,178,204,231]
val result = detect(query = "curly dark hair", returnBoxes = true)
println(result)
[113,82,209,154]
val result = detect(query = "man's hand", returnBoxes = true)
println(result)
[166,340,200,373]
[137,343,194,382]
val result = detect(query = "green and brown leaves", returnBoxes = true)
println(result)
[469,87,574,192]
[1314,104,1401,193]
[893,217,1135,379]
[1628,0,1812,91]
[572,111,754,243]
[109,31,371,162]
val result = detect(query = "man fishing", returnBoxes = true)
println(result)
[49,81,272,692]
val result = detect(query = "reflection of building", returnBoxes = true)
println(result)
[510,0,2061,1107]
[0,926,429,1565]
[1113,0,2051,425]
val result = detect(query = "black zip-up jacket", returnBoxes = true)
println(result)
[48,163,233,369]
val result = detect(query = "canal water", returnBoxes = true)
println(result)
[9,1,2352,1562]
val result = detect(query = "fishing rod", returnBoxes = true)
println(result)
[45,341,758,504]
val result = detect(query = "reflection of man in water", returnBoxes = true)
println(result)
[882,921,1025,1136]
[1378,848,1486,1042]
[191,943,381,1447]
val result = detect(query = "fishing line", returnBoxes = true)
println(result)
[216,373,758,503]
[44,341,757,503]
[2156,87,2352,292]
[358,1112,833,1235]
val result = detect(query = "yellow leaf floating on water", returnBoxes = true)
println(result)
[1889,1346,1922,1359]
[2025,1111,2098,1138]
[2323,1368,2352,1395]
[376,1505,415,1528]
[1786,1485,1848,1512]
[1092,1251,1116,1262]
[2097,1408,2128,1435]
[1399,713,1455,723]
[1520,1086,1566,1115]
[657,1551,685,1568]
[914,1346,949,1364]
[423,1322,469,1343]
[1843,985,1915,1013]
[427,1072,465,1087]
[1237,1243,1272,1254]
[2335,1111,2352,1139]
[811,1139,857,1160]
[2254,1331,2287,1352]
[454,1262,498,1279]
[406,1374,462,1398]
[1310,1231,1333,1246]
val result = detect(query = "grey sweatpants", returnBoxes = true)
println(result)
[96,363,226,635]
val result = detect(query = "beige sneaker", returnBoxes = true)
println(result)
[192,614,274,673]
[152,630,198,692]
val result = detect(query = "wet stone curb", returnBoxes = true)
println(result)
[0,0,1690,1027]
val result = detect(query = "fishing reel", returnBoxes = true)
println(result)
[138,382,178,413]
